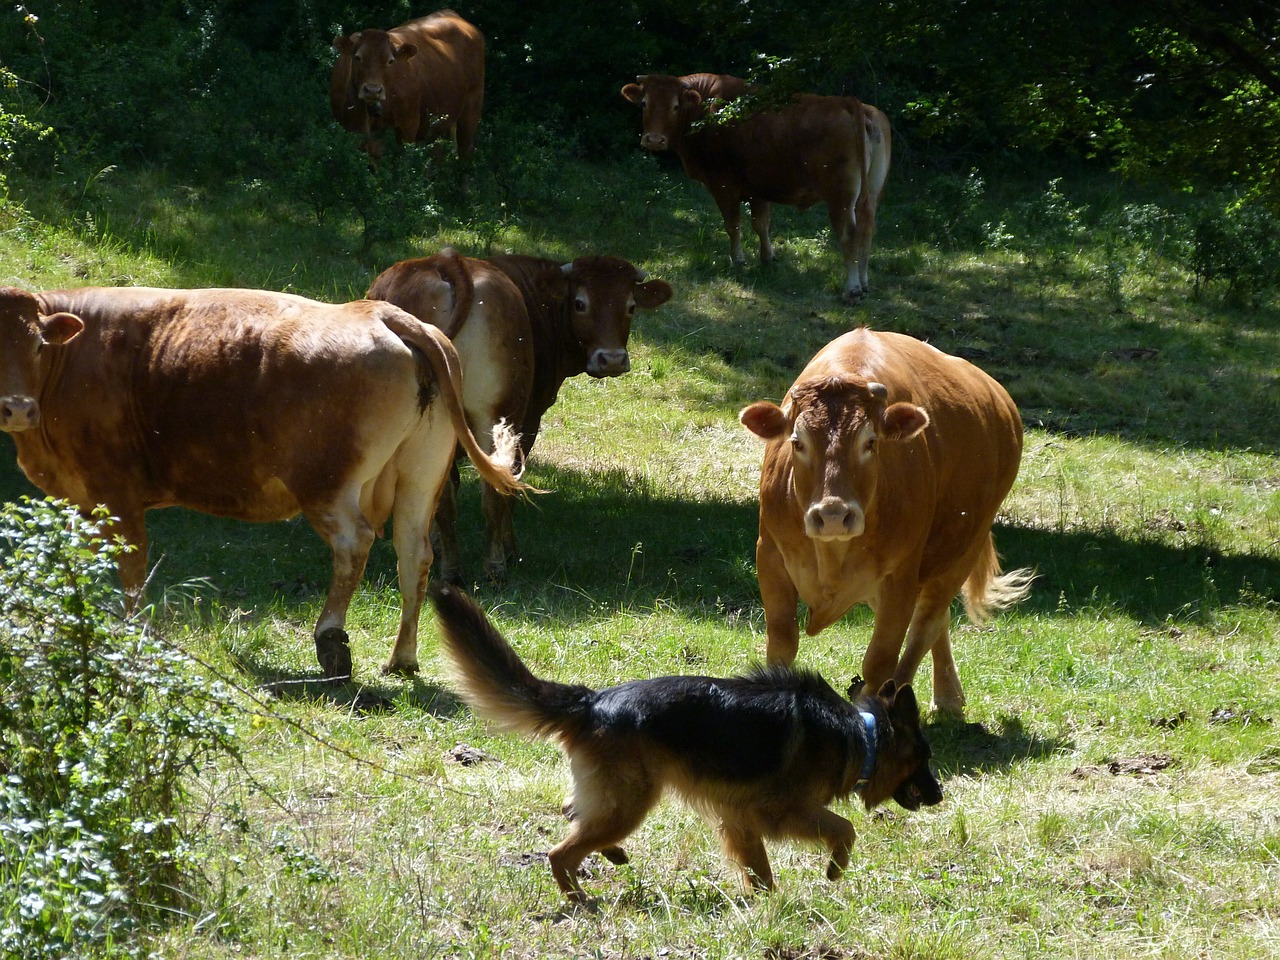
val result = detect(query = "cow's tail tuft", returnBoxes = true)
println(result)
[430,583,595,744]
[962,534,1035,623]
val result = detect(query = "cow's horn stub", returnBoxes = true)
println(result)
[560,262,575,276]
[868,382,889,400]
[634,268,650,282]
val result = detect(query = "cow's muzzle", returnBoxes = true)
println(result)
[359,85,386,115]
[586,349,630,378]
[0,395,39,432]
[640,133,669,151]
[804,497,865,540]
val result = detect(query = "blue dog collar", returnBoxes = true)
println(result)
[854,711,877,791]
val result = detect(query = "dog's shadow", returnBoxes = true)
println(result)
[925,713,1067,779]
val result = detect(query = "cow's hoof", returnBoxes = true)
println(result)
[314,628,353,683]
[380,659,420,678]
[483,562,509,584]
[841,289,866,305]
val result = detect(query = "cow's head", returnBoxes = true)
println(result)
[557,257,672,378]
[0,288,83,433]
[332,29,418,115]
[621,75,704,152]
[739,376,929,541]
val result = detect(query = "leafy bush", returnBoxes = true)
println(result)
[0,498,240,958]
[1188,196,1280,305]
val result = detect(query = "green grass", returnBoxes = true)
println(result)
[1,151,1279,959]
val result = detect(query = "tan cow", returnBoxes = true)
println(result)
[330,10,484,166]
[0,285,530,679]
[739,329,1032,714]
[368,250,672,580]
[622,73,890,302]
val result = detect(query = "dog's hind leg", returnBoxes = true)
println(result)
[562,797,630,865]
[718,819,774,892]
[549,760,656,903]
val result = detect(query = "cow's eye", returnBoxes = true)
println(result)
[626,301,636,316]
[790,434,804,453]
[865,435,878,454]
[573,297,588,314]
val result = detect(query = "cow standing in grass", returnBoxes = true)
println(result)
[330,10,484,167]
[0,285,529,679]
[622,73,890,302]
[740,329,1032,715]
[368,250,673,581]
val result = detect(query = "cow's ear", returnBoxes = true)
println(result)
[739,401,788,441]
[38,312,84,346]
[621,83,645,104]
[680,88,703,109]
[333,33,356,53]
[880,402,929,441]
[394,42,418,61]
[634,278,673,310]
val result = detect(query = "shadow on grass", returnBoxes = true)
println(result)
[926,712,1068,781]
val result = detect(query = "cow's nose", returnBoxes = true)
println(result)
[804,497,865,540]
[586,349,630,378]
[360,83,384,100]
[0,395,40,432]
[640,133,668,151]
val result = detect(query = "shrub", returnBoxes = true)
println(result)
[0,498,240,958]
[1188,196,1280,305]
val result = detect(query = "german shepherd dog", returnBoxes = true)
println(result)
[430,584,943,902]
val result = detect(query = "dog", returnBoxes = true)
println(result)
[429,583,943,902]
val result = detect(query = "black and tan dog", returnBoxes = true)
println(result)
[430,584,943,902]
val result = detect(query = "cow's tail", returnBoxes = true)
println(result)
[434,248,475,339]
[430,583,595,744]
[962,534,1035,623]
[384,311,536,498]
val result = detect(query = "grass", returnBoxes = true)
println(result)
[1,145,1279,959]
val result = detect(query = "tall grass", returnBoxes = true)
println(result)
[0,151,1278,959]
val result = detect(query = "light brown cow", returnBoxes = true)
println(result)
[622,73,891,302]
[368,250,672,580]
[739,329,1032,715]
[0,285,530,679]
[330,10,484,166]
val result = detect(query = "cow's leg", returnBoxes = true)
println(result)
[851,192,879,295]
[480,481,515,581]
[384,419,457,676]
[861,590,916,693]
[307,494,377,681]
[110,511,150,613]
[456,93,482,159]
[757,534,801,664]
[749,200,775,263]
[897,590,964,715]
[711,190,748,264]
[827,195,865,303]
[432,460,463,585]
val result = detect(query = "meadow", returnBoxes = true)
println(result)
[1,139,1278,959]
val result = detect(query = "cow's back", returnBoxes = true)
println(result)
[29,287,425,520]
[393,13,485,132]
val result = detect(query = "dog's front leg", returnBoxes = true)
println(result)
[819,810,855,881]
[720,822,774,892]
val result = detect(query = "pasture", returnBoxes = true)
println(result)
[1,145,1279,960]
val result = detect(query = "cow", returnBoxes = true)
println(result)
[330,10,484,167]
[621,73,891,303]
[738,329,1033,715]
[0,285,532,680]
[367,250,673,581]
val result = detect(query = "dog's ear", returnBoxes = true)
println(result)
[876,679,898,700]
[890,684,922,723]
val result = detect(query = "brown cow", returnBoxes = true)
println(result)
[330,10,484,166]
[368,250,673,580]
[621,73,890,302]
[0,285,530,679]
[739,329,1032,715]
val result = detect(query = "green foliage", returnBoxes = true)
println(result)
[1188,195,1280,305]
[0,498,241,959]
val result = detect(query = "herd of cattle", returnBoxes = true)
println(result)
[0,10,1031,714]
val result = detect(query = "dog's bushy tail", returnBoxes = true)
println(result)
[429,583,594,743]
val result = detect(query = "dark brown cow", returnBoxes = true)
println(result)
[330,10,484,166]
[621,73,891,302]
[368,251,673,580]
[0,285,530,679]
[739,329,1032,715]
